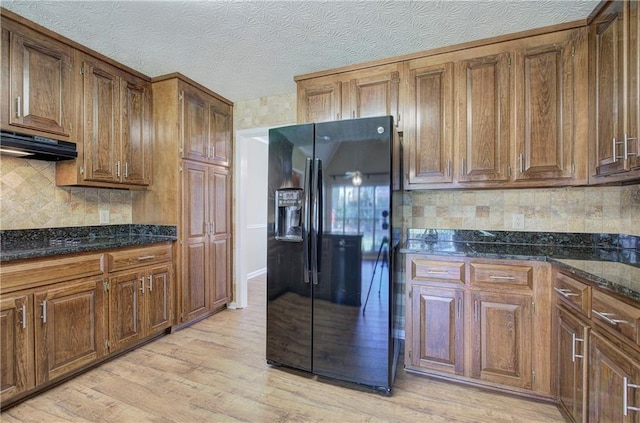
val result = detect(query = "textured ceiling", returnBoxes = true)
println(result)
[3,0,599,102]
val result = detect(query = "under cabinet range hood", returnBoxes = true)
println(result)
[0,130,77,161]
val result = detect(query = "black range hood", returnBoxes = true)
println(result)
[0,130,77,161]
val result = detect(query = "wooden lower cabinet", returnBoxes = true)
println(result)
[470,291,533,390]
[556,306,589,423]
[109,264,171,352]
[33,277,107,385]
[410,286,464,375]
[0,243,174,408]
[590,331,640,422]
[0,294,33,404]
[405,255,550,398]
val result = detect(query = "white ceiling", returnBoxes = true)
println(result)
[3,0,599,103]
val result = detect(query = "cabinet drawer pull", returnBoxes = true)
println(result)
[554,287,579,298]
[624,377,640,416]
[571,333,584,362]
[137,255,156,261]
[40,301,47,324]
[427,270,448,274]
[593,309,629,325]
[148,275,153,292]
[489,275,516,280]
[20,304,27,329]
[140,277,145,294]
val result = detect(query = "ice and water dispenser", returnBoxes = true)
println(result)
[275,188,303,242]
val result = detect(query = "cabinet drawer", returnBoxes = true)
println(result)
[591,290,640,347]
[408,257,465,285]
[0,253,105,293]
[555,272,592,317]
[107,243,172,272]
[469,262,532,290]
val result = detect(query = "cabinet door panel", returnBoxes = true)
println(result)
[593,2,627,176]
[411,286,463,375]
[146,265,171,334]
[0,295,33,403]
[457,53,510,183]
[109,271,143,351]
[8,30,73,136]
[211,167,230,236]
[83,61,121,183]
[557,307,588,423]
[182,86,209,162]
[183,161,209,322]
[34,278,105,385]
[515,35,577,181]
[406,62,454,185]
[349,71,399,121]
[121,78,152,185]
[590,332,640,422]
[211,239,230,309]
[298,81,342,123]
[209,99,232,166]
[471,291,532,389]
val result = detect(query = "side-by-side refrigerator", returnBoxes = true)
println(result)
[266,116,402,394]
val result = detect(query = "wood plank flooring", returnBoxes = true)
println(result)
[1,275,564,422]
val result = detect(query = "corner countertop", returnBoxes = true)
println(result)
[399,229,640,303]
[0,224,178,262]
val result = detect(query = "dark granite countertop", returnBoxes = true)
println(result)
[399,229,640,302]
[1,224,177,262]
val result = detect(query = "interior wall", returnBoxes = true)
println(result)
[244,138,269,275]
[0,157,132,230]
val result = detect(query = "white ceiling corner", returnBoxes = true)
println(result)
[2,0,599,103]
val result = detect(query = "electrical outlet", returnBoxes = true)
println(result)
[512,213,525,230]
[99,210,110,224]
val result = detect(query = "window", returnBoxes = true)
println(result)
[329,184,390,253]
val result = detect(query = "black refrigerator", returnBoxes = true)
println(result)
[266,116,402,394]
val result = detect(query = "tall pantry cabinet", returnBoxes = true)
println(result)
[133,73,232,328]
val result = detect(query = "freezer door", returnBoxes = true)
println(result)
[312,116,394,391]
[266,123,314,372]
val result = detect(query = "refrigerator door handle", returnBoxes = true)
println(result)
[310,158,320,286]
[303,158,312,284]
[315,158,323,274]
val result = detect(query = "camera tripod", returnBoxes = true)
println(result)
[362,236,388,315]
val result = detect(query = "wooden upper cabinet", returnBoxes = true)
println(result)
[590,0,640,182]
[297,78,342,123]
[1,20,75,139]
[82,59,121,183]
[209,99,232,167]
[347,70,400,122]
[456,53,511,183]
[121,77,152,185]
[181,82,232,167]
[296,66,400,125]
[404,60,454,186]
[514,29,586,182]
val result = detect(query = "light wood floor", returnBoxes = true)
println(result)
[2,275,564,422]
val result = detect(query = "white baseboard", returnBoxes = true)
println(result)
[247,268,267,280]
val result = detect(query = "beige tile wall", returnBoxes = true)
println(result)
[404,185,640,236]
[234,93,297,131]
[1,157,132,230]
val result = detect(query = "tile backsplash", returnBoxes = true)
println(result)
[403,184,640,236]
[1,157,132,230]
